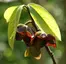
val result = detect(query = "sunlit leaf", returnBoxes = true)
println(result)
[8,5,24,49]
[28,3,61,41]
[4,6,18,22]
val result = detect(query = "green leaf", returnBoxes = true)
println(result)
[28,3,61,41]
[8,5,24,49]
[4,6,18,22]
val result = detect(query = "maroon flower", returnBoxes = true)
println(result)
[15,24,56,60]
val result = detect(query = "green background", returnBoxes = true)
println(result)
[0,0,65,64]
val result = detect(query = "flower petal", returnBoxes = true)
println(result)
[34,53,41,60]
[24,48,30,57]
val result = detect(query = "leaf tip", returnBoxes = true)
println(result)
[4,6,18,23]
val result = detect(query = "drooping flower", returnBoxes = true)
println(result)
[15,24,56,60]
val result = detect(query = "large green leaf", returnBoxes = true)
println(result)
[4,6,18,22]
[28,3,61,41]
[7,5,24,49]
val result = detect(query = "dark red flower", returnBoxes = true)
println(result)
[15,24,56,60]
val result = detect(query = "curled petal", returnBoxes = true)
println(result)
[24,48,30,57]
[34,53,41,60]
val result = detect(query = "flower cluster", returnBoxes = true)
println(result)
[15,23,56,60]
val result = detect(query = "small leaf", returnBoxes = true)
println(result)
[28,3,61,41]
[4,6,18,22]
[8,5,24,49]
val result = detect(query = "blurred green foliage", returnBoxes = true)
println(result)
[0,0,64,64]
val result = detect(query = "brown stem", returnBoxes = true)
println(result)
[24,5,40,31]
[45,46,56,64]
[24,5,56,64]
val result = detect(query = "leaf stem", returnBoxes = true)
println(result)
[24,5,40,31]
[23,5,56,64]
[45,46,56,64]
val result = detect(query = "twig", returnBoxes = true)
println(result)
[24,5,56,64]
[24,5,40,31]
[45,46,56,64]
